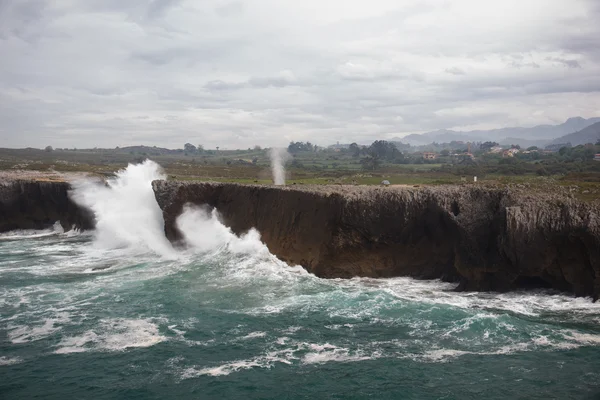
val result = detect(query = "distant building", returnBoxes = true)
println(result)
[594,154,600,162]
[503,148,520,158]
[422,152,437,160]
[381,180,391,186]
[489,146,503,153]
[328,143,350,151]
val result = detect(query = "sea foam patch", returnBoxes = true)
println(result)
[0,356,23,366]
[7,312,71,344]
[54,318,166,354]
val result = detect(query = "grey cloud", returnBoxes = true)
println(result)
[0,0,49,41]
[445,67,465,75]
[204,80,247,91]
[510,61,541,69]
[546,57,582,69]
[131,47,200,65]
[146,0,183,18]
[1,0,600,149]
[80,0,183,20]
[248,74,297,88]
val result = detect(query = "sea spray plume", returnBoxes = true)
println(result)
[70,160,177,258]
[269,148,291,185]
[176,205,267,255]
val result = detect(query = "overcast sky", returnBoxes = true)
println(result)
[1,0,599,149]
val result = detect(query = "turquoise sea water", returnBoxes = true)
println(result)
[1,162,600,399]
[2,228,600,400]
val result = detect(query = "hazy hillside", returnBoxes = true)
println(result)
[397,117,600,146]
[498,137,551,148]
[549,122,600,146]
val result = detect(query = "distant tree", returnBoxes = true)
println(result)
[184,143,197,153]
[440,149,450,156]
[349,142,360,157]
[596,139,600,146]
[511,144,521,150]
[287,141,316,154]
[559,146,569,156]
[479,141,499,151]
[368,140,399,161]
[197,144,204,153]
[360,154,381,171]
[254,145,262,151]
[44,146,53,152]
[252,157,258,165]
[392,153,407,164]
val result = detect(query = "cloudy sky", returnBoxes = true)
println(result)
[1,0,600,149]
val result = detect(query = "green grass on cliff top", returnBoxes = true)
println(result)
[0,147,598,202]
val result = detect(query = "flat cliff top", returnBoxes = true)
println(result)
[0,170,92,183]
[155,179,599,204]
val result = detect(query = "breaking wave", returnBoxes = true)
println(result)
[1,160,600,399]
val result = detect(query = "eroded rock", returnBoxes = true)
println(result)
[153,181,600,298]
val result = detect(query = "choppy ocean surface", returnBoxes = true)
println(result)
[2,161,600,399]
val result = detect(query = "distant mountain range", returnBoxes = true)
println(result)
[396,117,600,147]
[549,121,600,146]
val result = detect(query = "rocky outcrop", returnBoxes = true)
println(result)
[0,180,94,233]
[153,181,600,299]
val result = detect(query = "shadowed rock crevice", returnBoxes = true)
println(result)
[152,181,600,299]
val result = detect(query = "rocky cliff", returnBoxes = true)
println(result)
[0,180,95,233]
[153,181,600,299]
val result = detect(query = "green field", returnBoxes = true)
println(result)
[0,146,599,202]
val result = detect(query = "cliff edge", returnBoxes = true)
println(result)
[0,180,94,233]
[153,181,600,299]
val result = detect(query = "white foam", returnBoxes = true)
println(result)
[0,356,23,366]
[341,276,600,318]
[168,325,186,336]
[281,326,303,334]
[183,351,293,378]
[55,318,166,354]
[8,313,71,344]
[187,360,266,377]
[302,348,374,365]
[54,331,99,354]
[562,331,600,345]
[239,331,267,340]
[413,334,585,363]
[421,349,473,362]
[71,160,177,259]
[276,337,289,345]
[177,206,268,257]
[0,222,63,240]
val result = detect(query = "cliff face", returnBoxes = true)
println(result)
[0,180,95,233]
[153,181,600,299]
